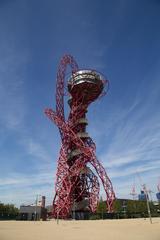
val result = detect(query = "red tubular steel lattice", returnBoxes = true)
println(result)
[45,54,115,218]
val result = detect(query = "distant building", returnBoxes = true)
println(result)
[19,196,47,220]
[138,190,147,201]
[156,192,160,202]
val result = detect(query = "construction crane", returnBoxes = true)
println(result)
[130,179,137,200]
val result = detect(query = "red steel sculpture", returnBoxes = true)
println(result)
[45,54,115,218]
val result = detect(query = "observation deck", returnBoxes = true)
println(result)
[68,70,104,104]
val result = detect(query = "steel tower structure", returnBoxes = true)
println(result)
[45,54,115,218]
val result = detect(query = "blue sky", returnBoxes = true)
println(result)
[0,0,160,206]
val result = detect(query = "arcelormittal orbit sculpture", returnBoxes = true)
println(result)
[45,54,115,218]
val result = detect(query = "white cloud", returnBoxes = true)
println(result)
[0,171,55,207]
[87,68,160,200]
[20,137,52,164]
[0,37,28,130]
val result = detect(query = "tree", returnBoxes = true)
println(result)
[96,197,106,219]
[0,202,19,219]
[113,199,123,213]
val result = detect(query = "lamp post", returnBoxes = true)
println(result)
[34,194,41,221]
[143,184,152,224]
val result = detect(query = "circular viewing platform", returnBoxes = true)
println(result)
[68,70,104,104]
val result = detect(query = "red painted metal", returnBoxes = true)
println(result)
[45,54,115,218]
